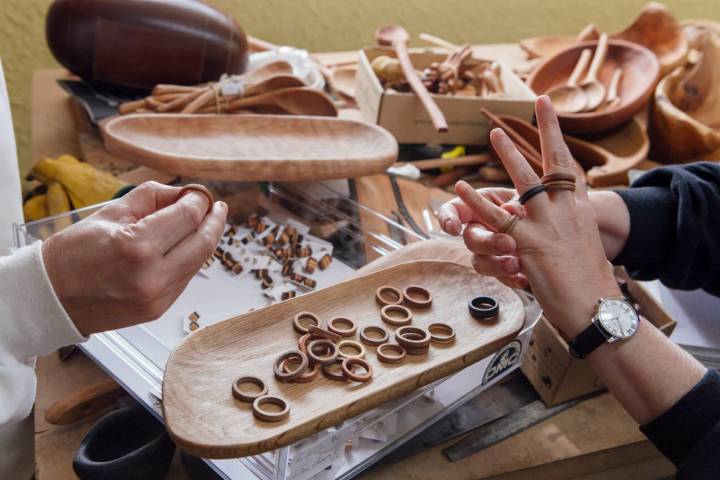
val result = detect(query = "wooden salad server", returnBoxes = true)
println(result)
[546,48,592,113]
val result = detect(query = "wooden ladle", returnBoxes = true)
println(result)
[207,87,338,117]
[579,34,609,111]
[375,24,448,132]
[546,48,592,113]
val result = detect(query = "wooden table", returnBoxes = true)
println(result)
[30,44,674,479]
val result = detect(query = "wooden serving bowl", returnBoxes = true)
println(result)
[527,40,660,134]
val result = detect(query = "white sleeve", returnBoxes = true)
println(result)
[0,241,87,425]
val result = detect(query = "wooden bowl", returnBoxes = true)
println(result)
[527,40,660,134]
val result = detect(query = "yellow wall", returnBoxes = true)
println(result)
[1,0,719,177]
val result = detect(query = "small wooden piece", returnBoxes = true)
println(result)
[232,377,268,403]
[321,360,347,381]
[376,343,407,364]
[359,325,389,346]
[273,351,308,382]
[293,312,320,334]
[395,326,431,349]
[337,340,366,359]
[306,339,339,366]
[578,34,609,112]
[285,359,319,384]
[375,286,403,306]
[375,24,448,132]
[327,317,357,337]
[546,48,591,113]
[342,358,373,383]
[428,323,456,344]
[102,114,399,182]
[469,296,500,320]
[380,304,413,326]
[252,395,290,422]
[307,325,341,343]
[403,286,433,308]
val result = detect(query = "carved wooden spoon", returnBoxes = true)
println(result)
[545,48,592,113]
[579,34,609,111]
[219,87,338,116]
[375,24,448,132]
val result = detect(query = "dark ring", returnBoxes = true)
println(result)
[468,296,499,320]
[518,184,547,205]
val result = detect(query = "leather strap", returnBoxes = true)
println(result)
[568,322,608,359]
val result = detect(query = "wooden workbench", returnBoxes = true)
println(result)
[30,44,674,480]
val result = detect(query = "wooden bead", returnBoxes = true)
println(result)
[304,257,318,274]
[327,317,357,337]
[342,358,373,382]
[318,254,332,270]
[375,286,403,306]
[231,262,244,275]
[307,339,339,366]
[395,326,431,349]
[252,395,290,422]
[380,304,413,326]
[273,350,308,382]
[308,325,342,343]
[377,343,407,364]
[231,376,267,403]
[359,325,389,346]
[321,359,347,381]
[337,340,366,360]
[293,312,319,334]
[402,286,433,308]
[281,291,296,301]
[428,323,456,344]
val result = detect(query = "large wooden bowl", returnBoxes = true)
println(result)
[527,40,660,134]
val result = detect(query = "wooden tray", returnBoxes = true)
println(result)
[102,113,398,181]
[162,261,526,458]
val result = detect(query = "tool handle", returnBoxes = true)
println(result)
[567,49,592,87]
[607,68,623,101]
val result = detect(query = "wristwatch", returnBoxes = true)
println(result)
[568,297,640,359]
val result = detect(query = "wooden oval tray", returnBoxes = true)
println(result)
[162,261,526,458]
[102,113,398,181]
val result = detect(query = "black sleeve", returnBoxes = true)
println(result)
[612,162,720,297]
[640,369,720,479]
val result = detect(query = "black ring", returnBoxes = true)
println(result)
[518,184,547,205]
[468,296,499,319]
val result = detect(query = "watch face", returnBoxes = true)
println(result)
[597,299,639,339]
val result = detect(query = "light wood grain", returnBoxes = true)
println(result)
[102,114,398,181]
[162,261,525,458]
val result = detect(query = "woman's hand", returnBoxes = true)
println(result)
[42,181,227,336]
[440,96,622,339]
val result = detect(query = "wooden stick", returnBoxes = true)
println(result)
[152,84,200,96]
[157,88,205,113]
[419,32,458,51]
[405,154,490,171]
[479,108,542,166]
[118,99,147,115]
[181,88,216,114]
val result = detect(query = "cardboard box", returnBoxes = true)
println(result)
[521,269,677,406]
[355,47,537,145]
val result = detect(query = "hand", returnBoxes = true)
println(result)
[42,181,227,336]
[441,96,622,339]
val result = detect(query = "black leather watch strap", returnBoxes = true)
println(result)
[568,322,608,359]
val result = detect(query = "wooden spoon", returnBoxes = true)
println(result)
[102,114,398,181]
[375,24,448,132]
[329,66,357,100]
[597,68,623,112]
[243,75,306,97]
[579,34,609,112]
[545,48,592,113]
[221,87,338,117]
[245,60,293,84]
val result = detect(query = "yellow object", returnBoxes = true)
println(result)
[56,154,81,164]
[46,181,71,215]
[371,56,405,82]
[23,194,48,222]
[440,146,466,173]
[30,157,127,209]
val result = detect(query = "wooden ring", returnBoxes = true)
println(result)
[293,311,319,334]
[543,180,576,192]
[498,214,520,234]
[288,362,319,383]
[405,345,430,355]
[308,325,342,342]
[298,333,313,354]
[395,326,431,348]
[178,184,214,214]
[341,358,373,382]
[307,339,339,365]
[321,359,347,381]
[377,343,407,364]
[337,340,366,359]
[380,304,413,326]
[273,350,308,381]
[360,325,389,346]
[231,376,267,402]
[402,286,433,308]
[327,317,357,337]
[375,285,403,306]
[252,395,290,422]
[541,172,576,184]
[468,296,499,320]
[428,323,456,344]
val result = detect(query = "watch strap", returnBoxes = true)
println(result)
[568,322,608,359]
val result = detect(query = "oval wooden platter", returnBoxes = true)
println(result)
[162,260,526,458]
[102,114,398,181]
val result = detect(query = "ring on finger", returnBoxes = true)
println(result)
[544,180,576,192]
[518,184,547,205]
[541,173,576,184]
[498,214,520,234]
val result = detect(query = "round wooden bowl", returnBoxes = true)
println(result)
[527,40,660,134]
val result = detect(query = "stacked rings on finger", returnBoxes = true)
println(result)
[541,172,576,192]
[498,214,520,234]
[518,184,547,205]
